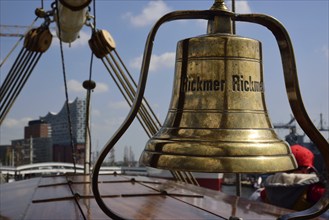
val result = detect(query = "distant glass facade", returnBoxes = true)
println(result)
[41,97,86,145]
[4,97,87,166]
[11,138,53,165]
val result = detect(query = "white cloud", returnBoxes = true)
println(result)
[67,79,109,94]
[130,52,175,72]
[107,117,125,127]
[108,101,130,110]
[67,79,85,93]
[94,82,109,93]
[72,30,91,47]
[91,116,125,134]
[123,0,171,27]
[2,117,32,128]
[51,29,90,48]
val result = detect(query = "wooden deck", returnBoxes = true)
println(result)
[0,174,326,219]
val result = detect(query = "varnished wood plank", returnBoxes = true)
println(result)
[70,174,224,219]
[1,174,327,219]
[84,195,224,219]
[24,200,84,220]
[33,182,72,201]
[0,178,41,219]
[39,175,67,186]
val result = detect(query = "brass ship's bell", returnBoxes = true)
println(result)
[140,1,298,173]
[92,1,329,219]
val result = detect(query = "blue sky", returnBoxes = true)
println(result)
[1,0,328,161]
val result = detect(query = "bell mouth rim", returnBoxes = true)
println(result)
[143,138,292,157]
[140,152,297,173]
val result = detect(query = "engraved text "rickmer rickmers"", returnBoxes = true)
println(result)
[180,74,264,93]
[232,74,264,92]
[181,76,225,92]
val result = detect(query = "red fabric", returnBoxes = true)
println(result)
[260,188,267,201]
[307,184,326,203]
[291,145,314,168]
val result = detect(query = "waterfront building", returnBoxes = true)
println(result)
[41,97,86,145]
[41,97,86,164]
[0,145,11,166]
[11,137,53,166]
[9,119,52,166]
[3,98,87,166]
[24,119,51,139]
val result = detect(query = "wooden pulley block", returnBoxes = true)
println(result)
[23,29,32,48]
[94,31,108,57]
[25,28,45,52]
[36,28,53,53]
[88,33,104,58]
[30,28,43,52]
[23,29,38,51]
[98,30,116,53]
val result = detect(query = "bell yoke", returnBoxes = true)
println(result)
[140,1,296,173]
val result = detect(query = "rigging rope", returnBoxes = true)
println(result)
[0,19,51,125]
[0,50,42,125]
[84,83,93,174]
[0,18,38,68]
[105,50,161,136]
[101,56,154,137]
[0,17,39,121]
[100,45,198,185]
[92,0,96,31]
[83,31,96,174]
[83,0,98,173]
[88,27,199,192]
[55,0,77,172]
